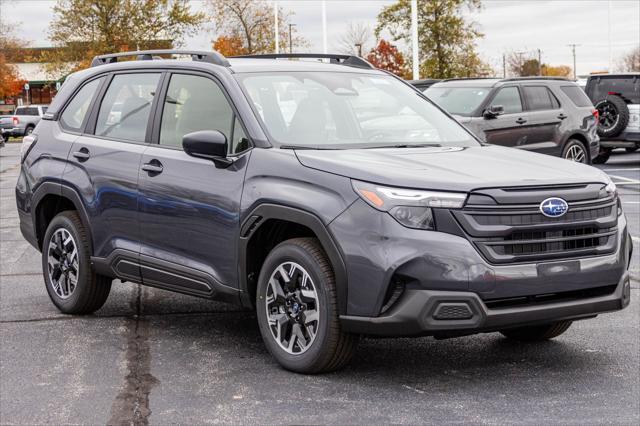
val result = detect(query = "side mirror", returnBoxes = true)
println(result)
[182,130,232,166]
[484,105,504,119]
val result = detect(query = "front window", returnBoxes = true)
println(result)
[425,86,492,116]
[236,72,477,149]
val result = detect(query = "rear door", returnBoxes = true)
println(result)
[137,71,251,298]
[64,72,162,279]
[520,85,564,155]
[482,86,531,147]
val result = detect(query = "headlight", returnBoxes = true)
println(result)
[352,180,467,230]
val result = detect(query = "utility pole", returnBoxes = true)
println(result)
[288,23,296,54]
[411,0,419,80]
[515,51,527,76]
[274,1,279,54]
[537,49,542,76]
[568,44,580,79]
[321,0,327,54]
[502,54,506,78]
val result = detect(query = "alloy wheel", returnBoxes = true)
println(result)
[565,144,586,163]
[265,262,320,355]
[47,228,79,299]
[597,103,619,130]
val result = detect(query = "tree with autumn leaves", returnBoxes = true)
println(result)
[44,0,205,75]
[366,40,410,78]
[209,0,306,56]
[376,0,492,79]
[0,21,27,99]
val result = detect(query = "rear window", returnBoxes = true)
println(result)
[560,85,593,107]
[587,76,640,104]
[15,107,39,116]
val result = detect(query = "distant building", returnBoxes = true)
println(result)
[1,47,67,114]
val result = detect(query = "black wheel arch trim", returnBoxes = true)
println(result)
[238,203,349,314]
[31,181,94,252]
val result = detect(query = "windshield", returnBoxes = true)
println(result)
[425,86,491,116]
[235,72,478,149]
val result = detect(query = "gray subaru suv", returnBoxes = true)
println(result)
[16,51,632,373]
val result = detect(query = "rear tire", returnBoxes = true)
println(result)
[24,125,34,136]
[562,139,589,164]
[500,321,572,341]
[256,237,358,374]
[592,147,612,164]
[595,95,629,138]
[42,211,112,314]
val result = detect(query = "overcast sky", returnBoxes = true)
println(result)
[1,0,639,75]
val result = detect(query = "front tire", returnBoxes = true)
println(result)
[256,238,358,374]
[500,321,572,341]
[42,211,112,314]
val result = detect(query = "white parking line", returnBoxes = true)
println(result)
[632,236,640,245]
[609,174,640,182]
[603,168,640,172]
[615,182,640,186]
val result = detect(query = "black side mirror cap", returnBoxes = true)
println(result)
[484,105,504,118]
[183,130,233,166]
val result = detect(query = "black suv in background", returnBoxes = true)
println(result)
[16,51,632,373]
[585,73,640,163]
[423,77,600,164]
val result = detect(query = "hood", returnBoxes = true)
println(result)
[295,145,608,192]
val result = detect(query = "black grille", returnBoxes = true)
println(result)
[453,187,618,264]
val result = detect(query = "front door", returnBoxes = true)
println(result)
[65,72,161,282]
[481,86,531,147]
[137,72,251,298]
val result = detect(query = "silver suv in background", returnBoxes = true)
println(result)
[585,73,640,163]
[423,77,600,164]
[0,105,49,142]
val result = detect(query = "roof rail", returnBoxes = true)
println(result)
[232,53,375,69]
[500,76,570,82]
[90,50,230,68]
[441,77,500,82]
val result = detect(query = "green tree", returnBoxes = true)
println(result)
[208,0,307,55]
[375,0,487,79]
[46,0,205,73]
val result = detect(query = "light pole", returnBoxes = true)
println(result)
[355,43,363,57]
[288,23,296,54]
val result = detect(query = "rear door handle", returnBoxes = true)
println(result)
[72,148,90,161]
[515,117,527,124]
[557,113,568,120]
[141,160,163,174]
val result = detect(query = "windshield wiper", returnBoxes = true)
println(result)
[365,143,443,149]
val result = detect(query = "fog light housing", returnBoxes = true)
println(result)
[389,206,434,230]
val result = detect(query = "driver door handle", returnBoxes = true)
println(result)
[141,160,163,174]
[557,113,568,120]
[515,117,527,124]
[72,148,90,161]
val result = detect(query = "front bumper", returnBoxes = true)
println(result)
[330,198,632,334]
[340,272,631,336]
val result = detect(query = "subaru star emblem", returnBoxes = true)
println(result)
[539,197,569,218]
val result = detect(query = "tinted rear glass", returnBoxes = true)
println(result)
[523,86,559,111]
[560,86,593,107]
[588,76,640,104]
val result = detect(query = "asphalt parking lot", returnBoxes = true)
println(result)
[1,141,638,425]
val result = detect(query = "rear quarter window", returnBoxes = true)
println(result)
[560,85,593,107]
